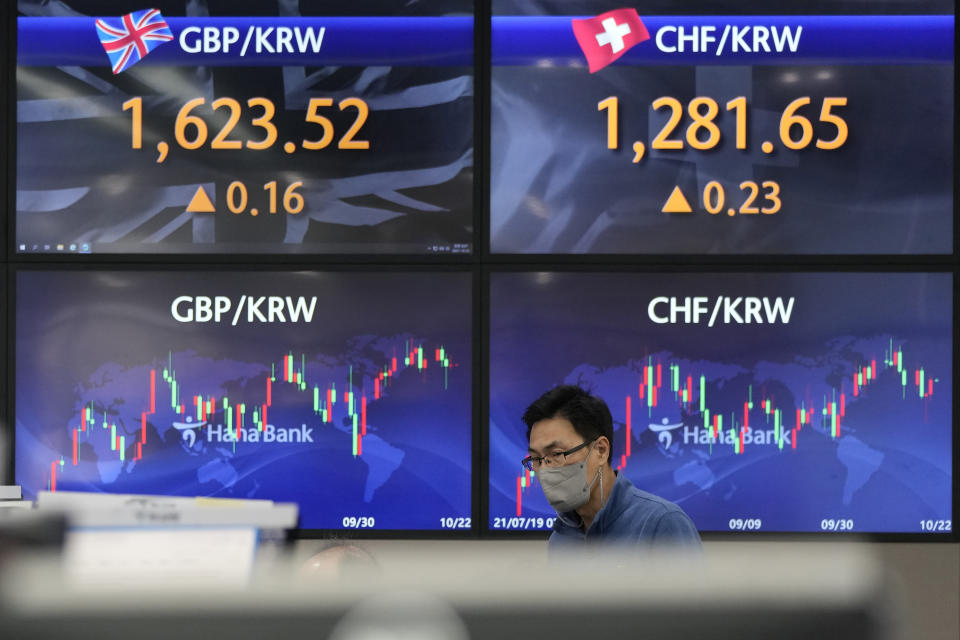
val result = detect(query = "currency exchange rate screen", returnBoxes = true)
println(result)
[16,1,474,255]
[489,272,953,534]
[490,1,953,254]
[15,270,473,532]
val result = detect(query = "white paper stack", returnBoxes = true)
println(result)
[0,486,31,510]
[32,490,298,587]
[0,486,24,500]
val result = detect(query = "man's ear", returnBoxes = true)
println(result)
[596,436,610,464]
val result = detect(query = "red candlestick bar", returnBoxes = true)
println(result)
[625,396,632,457]
[361,396,367,436]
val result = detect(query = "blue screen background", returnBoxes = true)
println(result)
[16,271,472,531]
[489,272,952,533]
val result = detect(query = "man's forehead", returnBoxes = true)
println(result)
[528,416,578,448]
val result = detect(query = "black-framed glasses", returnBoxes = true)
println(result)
[521,439,595,471]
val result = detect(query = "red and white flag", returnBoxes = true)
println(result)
[572,8,649,73]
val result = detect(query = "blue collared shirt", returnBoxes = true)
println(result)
[549,472,702,551]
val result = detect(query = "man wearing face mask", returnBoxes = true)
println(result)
[522,385,701,551]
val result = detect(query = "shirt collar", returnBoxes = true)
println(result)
[554,471,630,535]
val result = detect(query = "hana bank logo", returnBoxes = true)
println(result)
[173,419,205,448]
[173,419,315,446]
[648,415,795,451]
[572,8,650,73]
[95,8,174,74]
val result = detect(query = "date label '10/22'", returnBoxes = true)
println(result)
[440,517,472,529]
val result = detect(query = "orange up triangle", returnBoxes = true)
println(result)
[186,186,216,213]
[661,186,693,214]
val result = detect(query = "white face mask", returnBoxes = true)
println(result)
[536,445,601,513]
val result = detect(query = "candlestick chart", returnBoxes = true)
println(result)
[16,271,473,531]
[490,272,952,533]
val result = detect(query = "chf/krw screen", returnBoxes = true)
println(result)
[490,0,953,254]
[16,1,474,255]
[16,271,473,532]
[489,272,952,534]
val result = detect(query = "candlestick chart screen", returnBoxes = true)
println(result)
[490,0,953,254]
[14,270,473,532]
[15,0,474,255]
[489,272,953,534]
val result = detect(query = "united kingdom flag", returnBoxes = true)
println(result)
[95,9,174,75]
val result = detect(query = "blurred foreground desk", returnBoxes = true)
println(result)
[0,544,898,640]
[4,490,297,586]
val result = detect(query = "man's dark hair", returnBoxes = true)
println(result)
[522,385,615,465]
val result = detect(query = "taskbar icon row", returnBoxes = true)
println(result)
[19,243,92,254]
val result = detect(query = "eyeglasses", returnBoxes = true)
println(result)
[521,439,594,471]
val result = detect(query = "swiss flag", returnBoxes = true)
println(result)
[572,8,650,73]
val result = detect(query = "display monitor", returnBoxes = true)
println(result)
[15,1,474,255]
[488,271,953,535]
[15,270,473,532]
[490,0,953,254]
